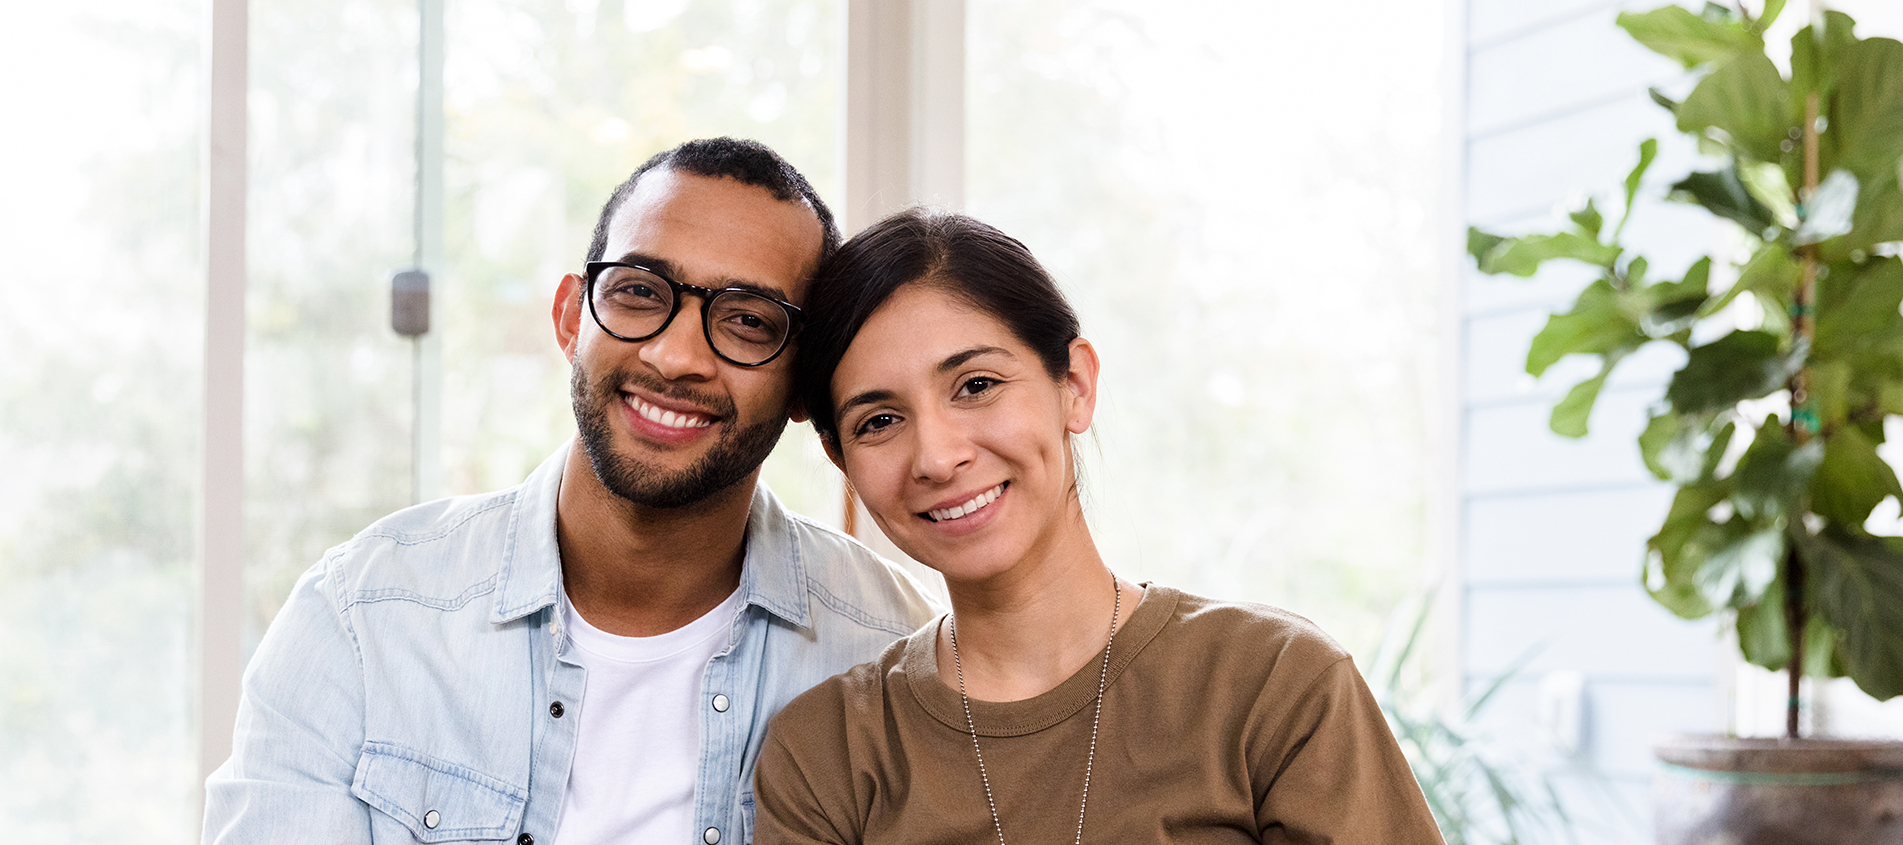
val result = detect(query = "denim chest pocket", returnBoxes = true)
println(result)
[351,741,527,842]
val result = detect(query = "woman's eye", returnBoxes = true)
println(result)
[957,377,998,398]
[855,413,899,436]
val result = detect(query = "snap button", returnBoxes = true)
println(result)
[518,834,535,845]
[549,701,565,718]
[424,810,440,829]
[703,827,721,844]
[711,694,730,713]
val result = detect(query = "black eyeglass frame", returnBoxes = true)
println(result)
[582,261,804,368]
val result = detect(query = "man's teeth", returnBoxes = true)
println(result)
[928,484,1004,523]
[628,396,713,430]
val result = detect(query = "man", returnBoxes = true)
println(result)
[203,138,939,844]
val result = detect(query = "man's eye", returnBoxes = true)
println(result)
[957,377,998,398]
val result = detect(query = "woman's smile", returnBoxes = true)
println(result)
[922,482,1007,523]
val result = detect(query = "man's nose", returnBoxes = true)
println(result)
[637,297,720,381]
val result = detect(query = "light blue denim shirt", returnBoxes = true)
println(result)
[203,443,940,845]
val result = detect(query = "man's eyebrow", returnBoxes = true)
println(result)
[612,251,792,302]
[937,345,1011,374]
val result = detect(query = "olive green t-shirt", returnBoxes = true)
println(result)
[754,584,1444,844]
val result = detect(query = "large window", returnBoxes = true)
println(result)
[4,2,1454,838]
[241,0,847,646]
[1,3,206,839]
[966,0,1450,652]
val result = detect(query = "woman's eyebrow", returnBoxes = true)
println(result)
[937,345,1010,374]
[836,388,898,419]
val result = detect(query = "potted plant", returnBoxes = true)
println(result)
[1466,3,1903,842]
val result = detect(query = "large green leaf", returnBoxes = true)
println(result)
[1797,528,1903,700]
[1677,51,1793,164]
[1695,521,1785,608]
[1550,354,1621,438]
[1828,164,1903,261]
[1732,420,1824,521]
[1569,198,1605,239]
[1525,279,1645,377]
[1477,233,1622,277]
[1794,169,1859,245]
[1640,411,1732,483]
[1645,481,1732,619]
[1790,12,1858,103]
[1618,6,1763,69]
[1618,139,1660,239]
[1728,244,1799,315]
[1740,161,1799,228]
[1665,330,1802,413]
[1467,227,1506,266]
[1754,0,1787,34]
[1812,425,1903,525]
[1640,411,1688,481]
[1809,359,1852,430]
[1671,168,1778,235]
[1824,36,1903,187]
[1736,580,1790,670]
[1642,258,1712,335]
[1815,256,1903,361]
[1805,613,1851,679]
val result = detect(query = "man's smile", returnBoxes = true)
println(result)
[623,392,717,430]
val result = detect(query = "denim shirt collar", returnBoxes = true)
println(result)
[488,441,813,630]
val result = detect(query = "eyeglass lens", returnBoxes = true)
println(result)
[592,265,792,365]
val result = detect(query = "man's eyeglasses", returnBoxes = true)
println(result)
[583,261,803,367]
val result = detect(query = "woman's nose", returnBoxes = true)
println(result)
[910,409,975,483]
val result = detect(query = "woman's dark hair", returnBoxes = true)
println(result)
[795,208,1082,443]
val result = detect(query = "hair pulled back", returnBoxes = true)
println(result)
[796,208,1082,443]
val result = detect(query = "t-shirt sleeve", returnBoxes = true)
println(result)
[753,700,859,845]
[1254,656,1446,845]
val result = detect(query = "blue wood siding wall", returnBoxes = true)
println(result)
[1459,3,1723,841]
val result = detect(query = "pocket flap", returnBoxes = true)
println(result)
[351,741,526,842]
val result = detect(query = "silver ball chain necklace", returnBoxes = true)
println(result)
[949,572,1121,845]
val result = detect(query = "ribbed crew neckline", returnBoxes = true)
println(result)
[903,583,1176,737]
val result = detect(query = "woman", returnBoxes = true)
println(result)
[754,210,1442,844]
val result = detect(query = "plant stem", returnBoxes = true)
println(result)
[1786,543,1807,739]
[1787,88,1822,741]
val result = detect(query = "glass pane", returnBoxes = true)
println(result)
[245,0,419,642]
[967,0,1448,652]
[0,3,206,841]
[440,0,845,518]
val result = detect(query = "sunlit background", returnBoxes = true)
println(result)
[3,0,1899,842]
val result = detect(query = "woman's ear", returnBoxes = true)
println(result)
[821,433,846,473]
[1062,337,1101,435]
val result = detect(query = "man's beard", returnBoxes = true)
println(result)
[571,358,791,509]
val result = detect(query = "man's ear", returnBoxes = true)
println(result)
[788,395,809,424]
[552,273,585,362]
[1063,337,1101,435]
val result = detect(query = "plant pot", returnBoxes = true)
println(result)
[1654,733,1903,845]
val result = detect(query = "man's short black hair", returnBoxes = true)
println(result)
[584,137,840,267]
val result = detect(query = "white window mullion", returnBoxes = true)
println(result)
[198,0,248,820]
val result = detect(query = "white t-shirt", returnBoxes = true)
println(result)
[553,587,742,844]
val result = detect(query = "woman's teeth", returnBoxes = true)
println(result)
[627,395,713,430]
[927,483,1005,523]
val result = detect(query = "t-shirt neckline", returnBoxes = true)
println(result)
[903,582,1178,737]
[562,586,742,665]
